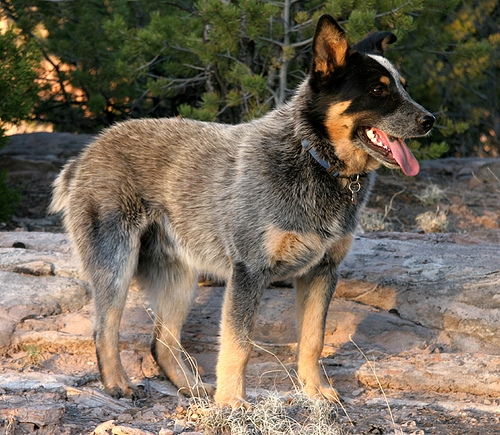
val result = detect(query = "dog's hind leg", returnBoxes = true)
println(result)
[137,223,215,397]
[85,220,142,399]
[147,264,217,397]
[214,262,267,408]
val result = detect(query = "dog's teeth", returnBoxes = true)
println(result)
[366,129,387,149]
[366,129,376,141]
[367,129,380,146]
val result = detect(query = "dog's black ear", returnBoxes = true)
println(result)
[312,14,349,77]
[353,32,397,55]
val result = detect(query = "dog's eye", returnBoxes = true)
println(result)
[370,86,386,96]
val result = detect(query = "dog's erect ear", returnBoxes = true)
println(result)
[352,32,397,55]
[312,15,349,77]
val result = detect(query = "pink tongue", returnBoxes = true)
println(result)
[376,129,420,176]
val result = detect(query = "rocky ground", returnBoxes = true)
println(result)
[0,133,500,435]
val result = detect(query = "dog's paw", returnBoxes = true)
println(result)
[179,382,216,398]
[303,383,341,403]
[105,382,145,400]
[214,391,251,409]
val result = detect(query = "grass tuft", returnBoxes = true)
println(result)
[22,344,44,368]
[415,184,446,206]
[189,392,347,435]
[415,209,448,233]
[360,209,394,232]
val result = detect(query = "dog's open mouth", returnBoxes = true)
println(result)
[358,127,420,176]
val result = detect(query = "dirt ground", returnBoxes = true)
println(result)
[1,155,500,434]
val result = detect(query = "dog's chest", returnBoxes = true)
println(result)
[263,225,344,276]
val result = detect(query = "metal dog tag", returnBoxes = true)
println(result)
[348,175,361,205]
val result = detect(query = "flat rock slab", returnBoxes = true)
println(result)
[0,387,66,428]
[356,353,500,397]
[339,232,500,352]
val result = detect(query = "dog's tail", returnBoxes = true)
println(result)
[49,158,78,215]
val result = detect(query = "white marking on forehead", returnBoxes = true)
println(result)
[368,54,406,94]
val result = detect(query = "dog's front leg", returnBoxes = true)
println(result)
[295,234,354,402]
[296,265,339,401]
[214,261,267,408]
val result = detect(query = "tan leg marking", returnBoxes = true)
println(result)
[295,234,354,402]
[329,233,354,264]
[154,323,215,398]
[96,308,139,398]
[214,289,254,408]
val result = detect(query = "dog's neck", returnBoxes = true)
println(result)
[301,138,365,178]
[301,138,367,204]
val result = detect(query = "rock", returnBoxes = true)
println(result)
[0,270,89,316]
[11,330,95,354]
[421,157,500,181]
[357,353,500,397]
[111,427,157,435]
[0,372,77,390]
[0,232,78,277]
[0,233,84,356]
[0,132,94,231]
[1,228,500,403]
[67,387,130,413]
[92,420,117,435]
[337,232,500,353]
[0,231,72,253]
[0,387,66,427]
[1,132,93,166]
[468,161,500,188]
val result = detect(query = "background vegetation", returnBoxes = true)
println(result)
[0,22,39,219]
[1,0,498,156]
[0,0,498,171]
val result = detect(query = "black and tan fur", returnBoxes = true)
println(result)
[50,15,434,406]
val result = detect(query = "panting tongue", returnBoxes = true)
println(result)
[376,129,420,176]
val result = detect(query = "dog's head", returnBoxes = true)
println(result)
[307,15,435,176]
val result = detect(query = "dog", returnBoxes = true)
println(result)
[50,14,434,407]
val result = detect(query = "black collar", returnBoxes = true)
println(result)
[301,138,366,204]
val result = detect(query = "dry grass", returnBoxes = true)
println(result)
[360,188,406,232]
[415,184,446,206]
[150,298,408,435]
[415,209,448,233]
[360,209,394,232]
[150,312,350,434]
[189,392,348,435]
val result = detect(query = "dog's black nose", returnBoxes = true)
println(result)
[419,114,435,133]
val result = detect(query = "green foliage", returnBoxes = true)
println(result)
[0,26,40,147]
[0,170,21,222]
[409,140,450,161]
[391,0,499,156]
[0,24,40,221]
[177,92,220,121]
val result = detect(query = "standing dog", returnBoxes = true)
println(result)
[51,15,434,407]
